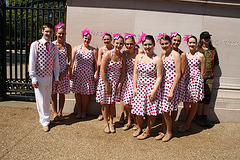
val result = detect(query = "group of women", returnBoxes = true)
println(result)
[51,22,219,142]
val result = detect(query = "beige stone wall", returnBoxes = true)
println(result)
[64,0,240,122]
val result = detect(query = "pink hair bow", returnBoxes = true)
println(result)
[156,33,167,43]
[183,34,193,41]
[124,32,136,39]
[137,32,146,44]
[170,32,178,38]
[81,28,91,36]
[102,32,109,40]
[55,22,65,31]
[112,33,121,40]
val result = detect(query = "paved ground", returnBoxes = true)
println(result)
[0,101,240,160]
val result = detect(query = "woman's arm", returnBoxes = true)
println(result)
[198,52,206,78]
[180,52,187,78]
[168,51,181,101]
[149,56,163,102]
[133,54,141,97]
[69,45,78,80]
[100,51,111,94]
[116,54,126,94]
[97,47,103,69]
[60,43,72,80]
[92,47,99,81]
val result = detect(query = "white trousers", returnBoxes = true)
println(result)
[34,75,52,126]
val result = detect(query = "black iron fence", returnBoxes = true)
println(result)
[1,0,67,100]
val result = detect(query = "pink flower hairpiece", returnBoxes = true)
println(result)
[170,32,178,38]
[124,32,136,39]
[183,34,193,41]
[156,33,167,43]
[112,33,121,40]
[137,32,147,44]
[55,22,65,31]
[102,32,109,40]
[81,28,90,36]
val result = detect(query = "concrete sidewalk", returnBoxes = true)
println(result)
[0,101,240,160]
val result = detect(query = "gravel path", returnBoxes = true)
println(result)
[0,101,240,160]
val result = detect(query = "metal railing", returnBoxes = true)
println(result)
[2,0,66,100]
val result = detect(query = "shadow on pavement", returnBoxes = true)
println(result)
[49,113,97,129]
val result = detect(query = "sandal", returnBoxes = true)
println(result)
[76,113,81,119]
[53,113,59,121]
[59,114,64,121]
[155,132,165,140]
[137,131,150,140]
[81,112,87,119]
[109,124,115,133]
[104,124,110,133]
[162,133,172,142]
[133,129,141,137]
[122,123,131,131]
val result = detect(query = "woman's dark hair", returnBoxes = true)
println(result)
[187,36,197,43]
[160,35,171,44]
[103,33,112,39]
[197,36,215,53]
[142,35,155,46]
[171,33,181,40]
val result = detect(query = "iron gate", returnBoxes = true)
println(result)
[1,0,67,100]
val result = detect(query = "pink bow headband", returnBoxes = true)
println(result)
[156,33,167,43]
[112,33,121,40]
[55,22,65,31]
[82,28,91,36]
[124,32,136,39]
[170,32,178,38]
[137,32,146,44]
[183,34,193,41]
[102,32,109,40]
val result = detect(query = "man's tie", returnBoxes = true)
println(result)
[46,42,49,51]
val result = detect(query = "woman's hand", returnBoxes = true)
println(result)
[133,88,137,97]
[59,74,65,81]
[115,84,121,95]
[148,91,156,102]
[106,84,112,95]
[167,91,173,101]
[94,72,99,82]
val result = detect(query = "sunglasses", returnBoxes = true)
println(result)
[203,36,211,39]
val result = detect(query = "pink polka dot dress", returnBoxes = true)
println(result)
[96,51,122,104]
[160,51,179,113]
[184,52,204,103]
[52,42,70,94]
[131,54,160,116]
[70,45,95,95]
[120,49,138,105]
